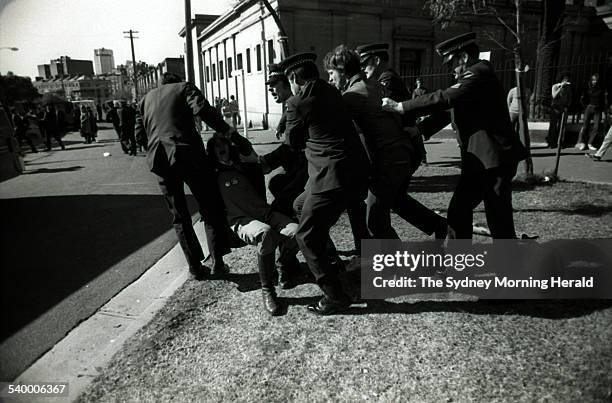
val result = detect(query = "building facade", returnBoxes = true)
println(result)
[42,56,94,78]
[37,64,51,79]
[33,75,112,106]
[94,48,115,75]
[196,0,612,129]
[135,57,187,98]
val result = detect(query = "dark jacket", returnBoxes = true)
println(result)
[581,83,605,108]
[284,79,369,194]
[136,82,229,177]
[117,105,136,131]
[403,60,527,170]
[213,133,292,230]
[106,108,120,128]
[342,73,414,166]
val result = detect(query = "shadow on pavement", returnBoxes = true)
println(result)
[0,194,197,343]
[410,174,460,193]
[24,166,84,174]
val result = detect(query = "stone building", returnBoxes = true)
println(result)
[194,0,611,129]
[33,75,112,106]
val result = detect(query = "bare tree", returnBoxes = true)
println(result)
[425,0,534,176]
[532,0,566,120]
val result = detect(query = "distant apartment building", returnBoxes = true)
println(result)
[47,56,94,78]
[37,64,51,79]
[94,48,115,75]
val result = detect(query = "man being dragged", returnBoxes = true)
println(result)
[206,131,302,316]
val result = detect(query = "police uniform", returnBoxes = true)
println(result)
[261,64,309,218]
[397,33,527,239]
[280,52,369,311]
[357,43,446,238]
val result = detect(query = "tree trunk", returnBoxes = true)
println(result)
[532,0,565,120]
[515,0,533,176]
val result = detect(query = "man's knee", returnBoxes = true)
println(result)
[279,222,299,238]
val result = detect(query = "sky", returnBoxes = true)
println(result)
[0,0,233,78]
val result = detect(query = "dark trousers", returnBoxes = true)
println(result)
[577,105,602,145]
[157,158,230,269]
[16,130,37,152]
[269,167,308,218]
[509,112,519,135]
[45,129,65,150]
[294,185,368,255]
[120,127,137,154]
[366,162,445,239]
[546,108,565,147]
[295,188,352,299]
[447,155,518,239]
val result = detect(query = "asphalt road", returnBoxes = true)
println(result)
[0,124,198,381]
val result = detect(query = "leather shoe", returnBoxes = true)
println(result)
[307,296,351,315]
[210,263,229,278]
[278,270,298,289]
[262,288,282,316]
[188,264,208,280]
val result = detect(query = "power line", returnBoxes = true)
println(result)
[123,29,139,100]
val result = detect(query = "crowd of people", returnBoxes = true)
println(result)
[8,32,609,318]
[133,32,533,317]
[545,71,612,161]
[10,104,66,152]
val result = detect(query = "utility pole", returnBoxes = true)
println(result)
[184,0,195,83]
[123,29,139,100]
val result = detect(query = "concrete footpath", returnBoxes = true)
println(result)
[5,125,610,402]
[8,224,207,403]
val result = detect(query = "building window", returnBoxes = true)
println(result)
[268,40,275,63]
[219,61,224,80]
[246,49,251,73]
[227,57,233,77]
[206,66,210,82]
[212,64,217,81]
[256,44,262,71]
[237,53,243,70]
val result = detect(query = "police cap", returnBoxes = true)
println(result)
[278,52,317,76]
[356,43,389,65]
[435,32,477,64]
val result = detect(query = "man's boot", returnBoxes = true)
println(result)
[259,253,282,316]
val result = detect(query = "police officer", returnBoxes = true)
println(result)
[357,42,447,238]
[382,33,527,239]
[279,52,370,315]
[259,64,309,220]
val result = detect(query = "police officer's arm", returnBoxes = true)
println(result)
[389,70,479,117]
[284,95,308,151]
[275,111,287,140]
[184,82,231,134]
[227,130,254,156]
[415,111,451,140]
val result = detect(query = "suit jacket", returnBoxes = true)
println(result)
[284,79,369,194]
[136,82,229,177]
[117,106,136,130]
[342,73,414,166]
[404,60,527,169]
